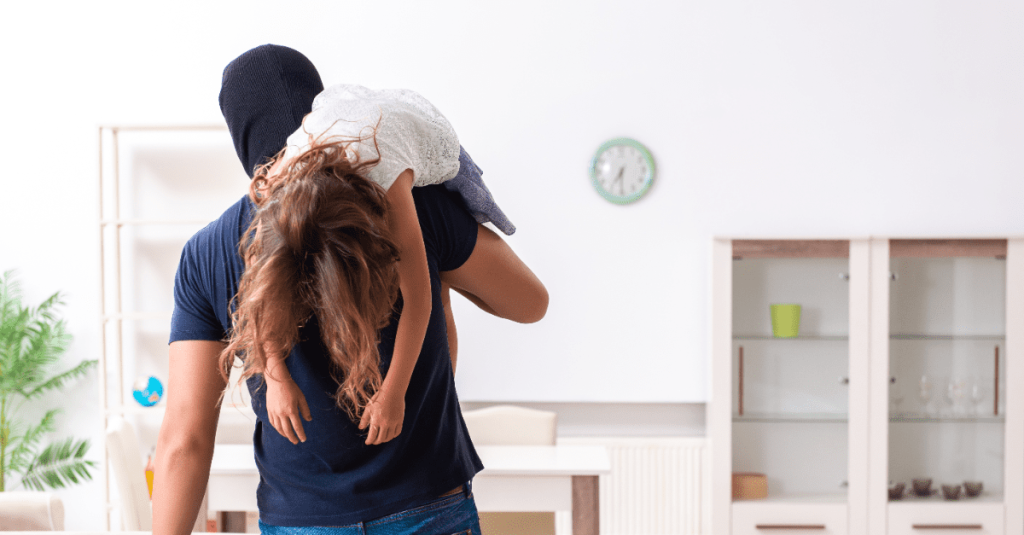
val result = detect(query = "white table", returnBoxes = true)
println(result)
[210,444,610,535]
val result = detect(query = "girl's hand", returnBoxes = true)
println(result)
[358,390,405,445]
[265,373,312,445]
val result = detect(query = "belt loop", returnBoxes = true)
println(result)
[463,479,472,498]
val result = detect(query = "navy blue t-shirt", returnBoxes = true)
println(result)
[169,185,483,526]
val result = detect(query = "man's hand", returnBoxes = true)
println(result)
[265,372,312,445]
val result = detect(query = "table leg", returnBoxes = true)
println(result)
[572,475,599,535]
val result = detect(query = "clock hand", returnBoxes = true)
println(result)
[614,167,625,196]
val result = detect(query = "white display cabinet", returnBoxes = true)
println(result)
[867,239,1023,535]
[97,125,256,529]
[710,238,1024,535]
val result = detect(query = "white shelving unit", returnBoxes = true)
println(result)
[97,125,255,529]
[709,238,1024,535]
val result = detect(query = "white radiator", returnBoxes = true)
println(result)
[556,437,708,535]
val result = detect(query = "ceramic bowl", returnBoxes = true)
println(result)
[912,478,933,497]
[964,481,983,497]
[888,482,905,500]
[941,484,962,500]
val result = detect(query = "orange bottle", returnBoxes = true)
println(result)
[145,452,155,498]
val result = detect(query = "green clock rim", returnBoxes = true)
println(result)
[589,138,656,205]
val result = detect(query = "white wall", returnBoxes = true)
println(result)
[1,0,1022,529]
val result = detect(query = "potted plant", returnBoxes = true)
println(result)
[0,270,97,491]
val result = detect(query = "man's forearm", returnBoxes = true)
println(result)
[151,438,215,535]
[451,286,498,317]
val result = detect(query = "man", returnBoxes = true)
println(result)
[151,44,547,534]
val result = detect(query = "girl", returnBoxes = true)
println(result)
[234,84,518,446]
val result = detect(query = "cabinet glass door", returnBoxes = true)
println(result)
[887,239,1006,503]
[732,240,853,501]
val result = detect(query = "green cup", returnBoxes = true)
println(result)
[770,304,801,338]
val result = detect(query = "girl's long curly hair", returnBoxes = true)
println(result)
[219,136,401,422]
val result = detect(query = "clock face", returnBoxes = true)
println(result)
[589,138,655,204]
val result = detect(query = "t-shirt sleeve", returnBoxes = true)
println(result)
[416,186,479,272]
[169,240,227,343]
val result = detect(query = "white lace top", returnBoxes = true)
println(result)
[282,84,461,191]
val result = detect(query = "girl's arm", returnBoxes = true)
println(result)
[152,340,228,535]
[263,353,312,445]
[359,170,431,445]
[440,223,548,324]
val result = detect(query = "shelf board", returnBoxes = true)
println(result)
[107,403,254,418]
[889,492,1003,504]
[735,413,847,423]
[733,335,849,341]
[102,311,172,323]
[890,334,1004,341]
[733,492,848,504]
[100,219,212,227]
[734,413,1006,424]
[890,414,1005,423]
[733,334,1005,341]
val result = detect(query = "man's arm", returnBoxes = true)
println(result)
[152,340,228,535]
[440,223,548,324]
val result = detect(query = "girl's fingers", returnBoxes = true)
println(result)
[299,396,312,422]
[381,425,398,444]
[359,406,371,430]
[289,413,307,443]
[365,424,380,445]
[271,415,293,444]
[278,413,298,444]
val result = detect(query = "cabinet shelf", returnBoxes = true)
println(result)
[889,492,1003,504]
[889,415,1005,424]
[734,413,1006,424]
[733,335,849,341]
[733,492,848,504]
[106,402,254,418]
[733,334,1005,342]
[890,334,1005,341]
[735,413,848,423]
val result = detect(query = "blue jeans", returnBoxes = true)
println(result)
[258,483,481,535]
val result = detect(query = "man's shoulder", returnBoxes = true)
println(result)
[182,195,253,257]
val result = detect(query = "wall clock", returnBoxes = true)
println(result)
[589,138,655,204]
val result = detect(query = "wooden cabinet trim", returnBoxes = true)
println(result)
[890,239,1007,258]
[733,240,850,259]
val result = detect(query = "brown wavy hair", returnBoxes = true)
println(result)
[220,136,401,422]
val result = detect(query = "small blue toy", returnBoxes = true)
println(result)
[133,376,164,407]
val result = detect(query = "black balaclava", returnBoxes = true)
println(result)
[219,44,324,178]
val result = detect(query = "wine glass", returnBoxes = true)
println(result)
[947,376,966,416]
[970,377,987,417]
[918,374,933,416]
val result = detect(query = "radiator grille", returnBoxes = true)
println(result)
[556,437,708,535]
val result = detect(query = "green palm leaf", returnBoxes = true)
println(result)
[19,438,96,491]
[0,271,95,492]
[6,409,58,474]
[21,360,96,401]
